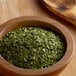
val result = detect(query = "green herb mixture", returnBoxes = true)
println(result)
[0,27,65,69]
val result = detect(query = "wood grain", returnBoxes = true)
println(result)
[0,0,76,76]
[41,0,76,26]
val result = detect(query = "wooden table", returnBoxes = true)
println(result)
[0,0,76,76]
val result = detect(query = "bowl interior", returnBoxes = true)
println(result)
[1,20,67,44]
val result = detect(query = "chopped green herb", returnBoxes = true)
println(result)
[0,27,65,69]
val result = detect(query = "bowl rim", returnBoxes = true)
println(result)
[0,16,74,76]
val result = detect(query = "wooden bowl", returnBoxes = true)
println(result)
[0,16,74,76]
